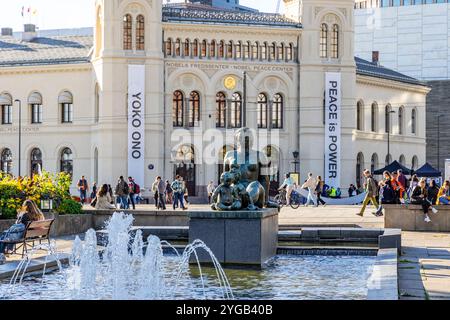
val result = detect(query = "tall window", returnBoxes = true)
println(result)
[320,24,328,58]
[235,41,242,59]
[60,148,73,176]
[95,83,100,123]
[261,43,267,60]
[230,93,242,128]
[30,148,42,177]
[371,153,378,175]
[412,155,418,171]
[201,40,207,58]
[226,41,233,59]
[173,91,184,127]
[371,102,378,132]
[287,43,293,61]
[210,40,216,58]
[252,43,259,60]
[411,108,417,135]
[189,91,200,127]
[219,41,225,58]
[193,39,199,57]
[331,24,339,59]
[175,39,181,56]
[29,92,43,124]
[357,100,364,131]
[257,93,268,129]
[398,106,404,135]
[399,154,405,166]
[216,92,226,128]
[184,39,190,57]
[244,42,250,59]
[165,38,173,56]
[136,15,145,51]
[272,93,283,129]
[59,91,73,123]
[94,148,99,184]
[270,43,276,60]
[385,154,392,166]
[278,44,284,61]
[0,148,12,175]
[0,93,12,125]
[123,14,132,50]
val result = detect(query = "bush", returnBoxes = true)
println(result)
[56,199,83,215]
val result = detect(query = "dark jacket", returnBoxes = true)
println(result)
[380,180,395,203]
[427,186,440,205]
[411,186,427,204]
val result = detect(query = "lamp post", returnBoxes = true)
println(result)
[292,151,300,173]
[14,99,21,177]
[387,109,396,161]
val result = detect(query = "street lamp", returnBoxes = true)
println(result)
[292,151,300,173]
[387,109,396,161]
[14,99,22,177]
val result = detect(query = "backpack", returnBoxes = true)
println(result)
[134,183,141,194]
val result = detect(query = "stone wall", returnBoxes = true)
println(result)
[426,80,450,174]
[384,204,450,232]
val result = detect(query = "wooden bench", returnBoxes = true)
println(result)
[0,219,55,258]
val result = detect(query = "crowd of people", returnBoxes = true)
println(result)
[358,169,450,223]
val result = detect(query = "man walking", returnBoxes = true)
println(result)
[156,176,166,210]
[357,170,380,217]
[301,173,317,207]
[128,177,137,210]
[115,176,130,209]
[151,177,159,208]
[77,176,89,205]
[171,175,186,210]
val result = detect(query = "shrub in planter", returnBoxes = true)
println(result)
[56,198,83,215]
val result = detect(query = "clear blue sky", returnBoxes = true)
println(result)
[0,0,282,32]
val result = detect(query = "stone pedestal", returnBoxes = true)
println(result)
[188,209,278,266]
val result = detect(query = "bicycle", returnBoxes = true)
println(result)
[274,189,301,209]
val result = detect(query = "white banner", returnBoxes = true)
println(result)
[325,72,341,188]
[446,159,450,181]
[128,65,145,187]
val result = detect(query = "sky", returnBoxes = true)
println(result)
[0,0,282,32]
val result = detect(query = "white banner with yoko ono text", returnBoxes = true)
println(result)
[325,72,341,188]
[128,64,145,187]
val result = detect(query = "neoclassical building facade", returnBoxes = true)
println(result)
[0,0,429,197]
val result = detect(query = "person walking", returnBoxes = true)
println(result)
[278,173,295,205]
[207,181,215,204]
[301,173,317,207]
[315,176,326,207]
[127,177,137,210]
[151,177,159,209]
[90,182,97,202]
[95,184,116,210]
[357,170,380,217]
[115,176,130,209]
[156,176,166,210]
[171,175,186,210]
[411,178,438,223]
[77,176,89,205]
[183,180,190,207]
[437,180,450,205]
[165,180,173,206]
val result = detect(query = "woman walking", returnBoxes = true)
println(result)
[315,176,326,207]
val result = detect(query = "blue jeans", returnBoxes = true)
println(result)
[439,197,449,205]
[306,188,317,206]
[118,195,129,209]
[173,192,185,210]
[79,190,87,204]
[0,224,26,253]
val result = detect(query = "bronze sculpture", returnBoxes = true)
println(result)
[212,128,279,211]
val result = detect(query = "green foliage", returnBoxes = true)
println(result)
[0,171,76,220]
[56,198,83,215]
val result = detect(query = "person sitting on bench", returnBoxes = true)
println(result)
[0,200,45,264]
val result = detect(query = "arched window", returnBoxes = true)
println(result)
[257,93,268,129]
[411,108,417,135]
[136,15,145,51]
[371,102,378,132]
[287,43,293,61]
[123,14,132,50]
[357,100,364,131]
[184,38,190,57]
[0,93,12,125]
[385,154,392,166]
[356,152,365,187]
[95,83,100,123]
[210,40,216,58]
[278,44,284,61]
[272,93,283,129]
[252,43,259,60]
[218,41,225,58]
[235,41,242,59]
[30,148,42,177]
[371,153,378,174]
[173,91,184,127]
[270,42,276,60]
[320,23,328,58]
[226,41,233,59]
[175,38,181,56]
[60,148,73,176]
[216,92,226,128]
[94,148,99,184]
[165,38,173,56]
[192,39,199,57]
[230,93,242,128]
[28,92,43,124]
[244,41,250,59]
[261,42,267,60]
[189,91,200,127]
[201,40,207,58]
[59,91,73,123]
[398,106,404,135]
[331,24,339,59]
[399,154,405,166]
[0,148,12,175]
[385,104,392,133]
[412,155,419,171]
